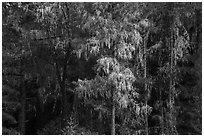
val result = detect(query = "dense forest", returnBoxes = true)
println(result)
[2,2,202,135]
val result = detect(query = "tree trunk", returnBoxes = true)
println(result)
[61,86,69,129]
[169,23,178,134]
[60,53,71,129]
[45,15,72,130]
[19,44,26,135]
[90,108,93,129]
[144,30,150,135]
[98,110,103,133]
[20,84,26,135]
[169,29,174,134]
[61,40,73,130]
[111,101,115,135]
[158,48,164,135]
[111,89,115,135]
[160,88,164,135]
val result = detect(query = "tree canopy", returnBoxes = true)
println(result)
[2,2,202,135]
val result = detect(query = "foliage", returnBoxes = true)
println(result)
[2,2,202,135]
[37,115,98,135]
[2,127,20,135]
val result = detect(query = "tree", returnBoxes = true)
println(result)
[141,2,201,134]
[74,2,148,134]
[2,3,31,134]
[2,2,201,135]
[35,2,90,130]
[2,2,52,134]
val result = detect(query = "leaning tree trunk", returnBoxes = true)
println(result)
[144,30,150,135]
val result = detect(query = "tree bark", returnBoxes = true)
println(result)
[160,88,164,135]
[111,88,115,135]
[60,5,73,130]
[90,108,93,129]
[20,84,26,135]
[169,22,178,134]
[98,110,103,133]
[158,47,164,135]
[169,28,174,134]
[111,101,115,135]
[19,42,26,135]
[61,86,69,129]
[60,42,71,130]
[144,30,150,135]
